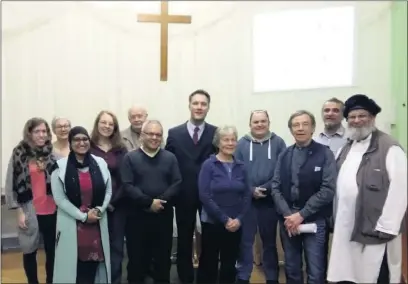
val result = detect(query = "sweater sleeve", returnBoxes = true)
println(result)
[159,154,182,203]
[120,153,153,209]
[259,138,287,192]
[198,160,229,224]
[5,155,19,209]
[236,165,252,222]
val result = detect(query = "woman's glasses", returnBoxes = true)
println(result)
[72,137,89,143]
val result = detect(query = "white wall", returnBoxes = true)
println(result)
[202,0,393,140]
[1,1,393,190]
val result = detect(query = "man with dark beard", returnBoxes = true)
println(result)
[327,94,407,284]
[315,97,347,155]
[314,97,348,281]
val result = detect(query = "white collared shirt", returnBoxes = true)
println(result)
[186,120,205,140]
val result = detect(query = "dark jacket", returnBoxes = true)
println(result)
[165,122,217,206]
[198,155,252,224]
[270,140,336,222]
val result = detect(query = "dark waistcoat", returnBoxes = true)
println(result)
[279,141,331,221]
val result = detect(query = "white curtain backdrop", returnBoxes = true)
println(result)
[1,1,240,185]
[1,1,393,190]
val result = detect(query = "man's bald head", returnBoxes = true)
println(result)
[128,105,148,132]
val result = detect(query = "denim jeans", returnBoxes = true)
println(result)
[280,218,327,284]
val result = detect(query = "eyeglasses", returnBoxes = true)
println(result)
[56,124,70,130]
[347,114,369,121]
[72,137,89,143]
[143,132,162,138]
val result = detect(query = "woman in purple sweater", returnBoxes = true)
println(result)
[89,110,128,284]
[197,125,252,284]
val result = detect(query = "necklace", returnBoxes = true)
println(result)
[36,157,46,171]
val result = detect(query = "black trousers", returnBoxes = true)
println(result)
[197,222,242,284]
[76,260,99,284]
[126,208,174,284]
[23,213,56,284]
[107,207,129,284]
[175,200,201,283]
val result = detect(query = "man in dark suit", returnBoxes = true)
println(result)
[165,89,217,284]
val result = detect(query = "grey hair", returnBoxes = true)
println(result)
[51,116,71,133]
[141,119,163,133]
[212,125,238,147]
[287,110,316,129]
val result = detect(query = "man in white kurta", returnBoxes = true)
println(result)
[327,94,407,284]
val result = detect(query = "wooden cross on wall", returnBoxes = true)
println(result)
[137,1,192,81]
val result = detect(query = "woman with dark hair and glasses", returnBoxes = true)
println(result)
[51,126,112,284]
[5,117,58,284]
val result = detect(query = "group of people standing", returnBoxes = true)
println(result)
[4,89,407,284]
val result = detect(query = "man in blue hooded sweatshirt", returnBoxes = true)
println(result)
[235,110,286,284]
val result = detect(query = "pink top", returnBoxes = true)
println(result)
[29,162,56,215]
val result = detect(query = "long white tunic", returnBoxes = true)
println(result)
[327,136,407,283]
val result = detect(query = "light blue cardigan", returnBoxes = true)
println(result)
[51,155,112,284]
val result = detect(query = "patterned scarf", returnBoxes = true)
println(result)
[12,140,56,204]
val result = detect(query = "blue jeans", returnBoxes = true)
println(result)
[280,218,327,284]
[236,204,279,281]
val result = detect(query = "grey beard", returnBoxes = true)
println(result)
[347,125,375,141]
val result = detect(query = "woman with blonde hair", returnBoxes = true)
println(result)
[5,117,58,284]
[51,116,71,159]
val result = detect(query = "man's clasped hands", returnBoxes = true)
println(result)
[284,212,304,237]
[254,186,304,237]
